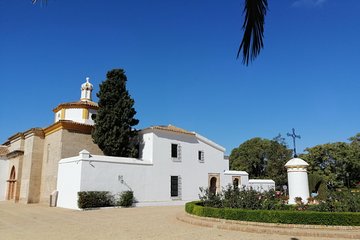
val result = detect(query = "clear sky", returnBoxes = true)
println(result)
[1,0,359,155]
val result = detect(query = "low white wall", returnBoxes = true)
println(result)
[0,158,9,200]
[56,157,83,209]
[56,147,231,209]
[79,157,153,202]
[223,170,249,188]
[248,179,275,192]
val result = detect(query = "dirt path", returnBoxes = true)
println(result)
[0,202,351,240]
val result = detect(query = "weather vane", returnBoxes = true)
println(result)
[287,128,301,158]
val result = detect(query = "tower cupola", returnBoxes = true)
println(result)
[81,77,93,101]
[53,77,98,125]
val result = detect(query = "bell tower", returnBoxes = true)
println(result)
[81,77,93,101]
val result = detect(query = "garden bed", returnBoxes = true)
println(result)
[185,201,360,226]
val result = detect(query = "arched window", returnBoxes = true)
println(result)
[209,177,217,195]
[233,178,239,188]
[7,166,16,200]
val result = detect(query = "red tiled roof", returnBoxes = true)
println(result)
[146,125,195,136]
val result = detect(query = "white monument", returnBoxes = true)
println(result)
[285,157,310,204]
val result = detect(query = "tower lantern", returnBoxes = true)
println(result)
[81,77,93,101]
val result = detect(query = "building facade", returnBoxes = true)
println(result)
[0,78,103,204]
[1,78,275,208]
[57,125,251,209]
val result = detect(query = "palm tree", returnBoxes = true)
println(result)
[238,0,268,65]
[32,0,268,66]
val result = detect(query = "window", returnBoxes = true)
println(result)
[198,150,204,162]
[171,144,178,158]
[170,175,181,198]
[171,143,181,161]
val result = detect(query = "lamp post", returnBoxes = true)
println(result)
[346,172,350,189]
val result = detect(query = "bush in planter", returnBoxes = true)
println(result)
[117,191,134,207]
[78,191,115,209]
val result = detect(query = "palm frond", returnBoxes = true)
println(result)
[237,0,268,65]
[32,0,47,4]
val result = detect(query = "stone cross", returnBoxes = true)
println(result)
[287,128,301,157]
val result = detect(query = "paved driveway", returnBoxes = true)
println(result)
[0,202,349,240]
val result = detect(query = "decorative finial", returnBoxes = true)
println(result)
[86,77,90,83]
[287,128,301,158]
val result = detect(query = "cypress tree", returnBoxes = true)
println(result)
[92,69,139,157]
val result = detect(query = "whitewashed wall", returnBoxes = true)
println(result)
[149,130,228,201]
[86,109,97,125]
[55,110,61,122]
[57,129,277,210]
[139,132,153,162]
[223,170,249,188]
[57,129,229,209]
[65,109,83,123]
[248,179,275,192]
[56,156,83,209]
[0,158,9,200]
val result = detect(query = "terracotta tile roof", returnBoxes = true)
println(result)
[44,120,94,136]
[150,125,195,136]
[53,100,98,112]
[0,145,9,156]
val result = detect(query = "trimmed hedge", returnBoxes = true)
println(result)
[185,201,360,226]
[78,191,114,209]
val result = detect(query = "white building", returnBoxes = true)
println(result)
[0,77,275,208]
[57,125,230,209]
[57,125,275,209]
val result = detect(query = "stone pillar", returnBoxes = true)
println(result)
[285,158,310,204]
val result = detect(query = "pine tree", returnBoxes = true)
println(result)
[92,69,139,157]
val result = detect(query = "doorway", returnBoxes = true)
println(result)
[7,166,16,200]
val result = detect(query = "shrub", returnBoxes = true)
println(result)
[78,191,115,209]
[198,187,223,208]
[185,201,360,226]
[199,185,283,210]
[199,185,360,213]
[117,191,134,207]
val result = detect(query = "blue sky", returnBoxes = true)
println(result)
[1,0,359,155]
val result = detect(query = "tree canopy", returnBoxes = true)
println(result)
[300,135,360,189]
[229,136,292,186]
[92,69,139,157]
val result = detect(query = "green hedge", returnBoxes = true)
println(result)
[185,201,360,226]
[78,191,114,209]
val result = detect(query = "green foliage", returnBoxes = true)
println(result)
[199,186,360,213]
[229,136,291,186]
[198,187,224,208]
[78,190,136,209]
[92,69,139,157]
[308,173,328,200]
[117,191,134,207]
[199,185,289,211]
[308,190,360,212]
[301,135,360,189]
[78,191,115,209]
[185,201,360,226]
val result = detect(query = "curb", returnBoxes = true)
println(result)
[176,212,360,239]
